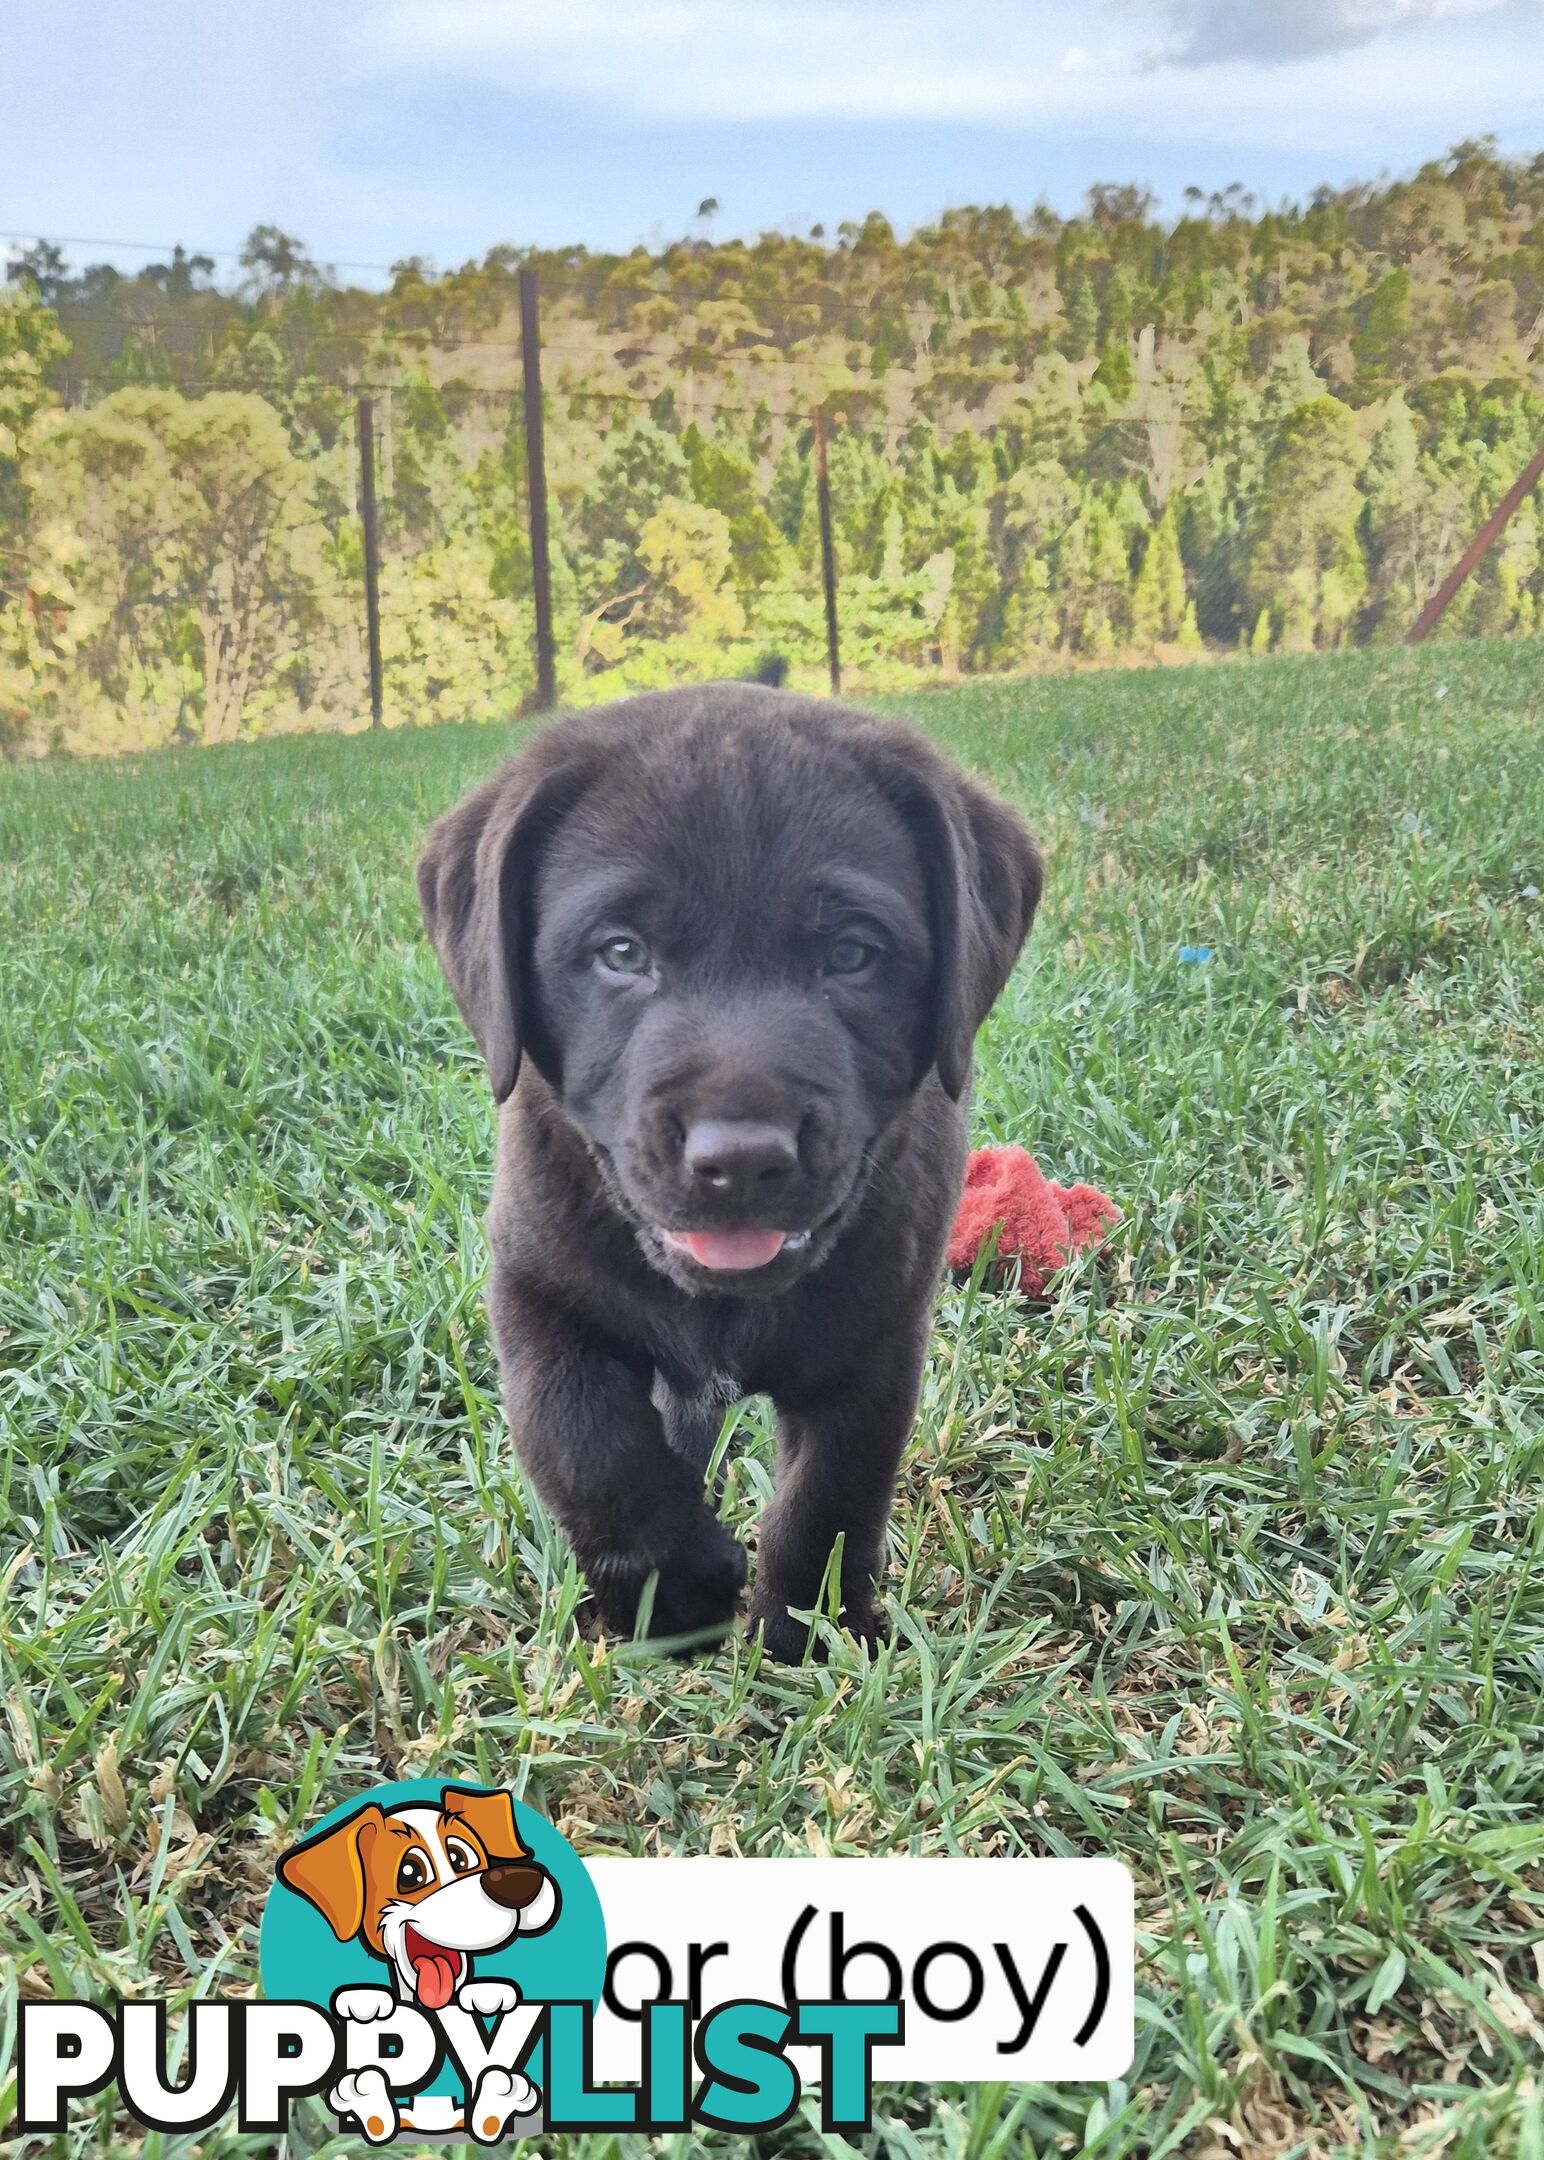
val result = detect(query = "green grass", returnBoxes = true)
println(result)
[2,639,1543,2159]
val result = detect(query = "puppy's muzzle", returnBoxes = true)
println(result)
[682,1118,799,1209]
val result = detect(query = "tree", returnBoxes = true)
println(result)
[1179,455,1241,638]
[767,432,808,544]
[984,459,1078,659]
[574,418,690,600]
[379,536,529,722]
[1086,183,1156,228]
[1057,493,1133,653]
[636,500,744,642]
[5,241,70,304]
[1131,501,1188,644]
[1258,338,1324,432]
[1243,397,1367,649]
[1102,268,1140,345]
[817,426,896,580]
[1,288,69,569]
[1092,338,1134,402]
[37,388,325,742]
[144,245,216,298]
[239,226,316,294]
[1353,269,1412,397]
[1362,394,1422,635]
[1063,273,1098,361]
[681,424,784,593]
[0,289,72,750]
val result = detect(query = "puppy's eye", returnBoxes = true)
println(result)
[824,936,878,977]
[446,1839,479,1875]
[396,1851,431,1894]
[597,935,650,976]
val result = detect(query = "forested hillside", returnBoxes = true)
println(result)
[3,138,1541,752]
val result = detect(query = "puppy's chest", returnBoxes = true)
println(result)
[663,1368,743,1423]
[648,1302,774,1406]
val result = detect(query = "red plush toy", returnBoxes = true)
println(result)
[947,1146,1121,1296]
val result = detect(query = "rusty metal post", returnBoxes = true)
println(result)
[812,405,841,696]
[519,267,557,710]
[356,396,384,727]
[1406,441,1544,643]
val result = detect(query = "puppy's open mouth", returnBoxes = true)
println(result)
[659,1227,812,1272]
[404,1922,465,2009]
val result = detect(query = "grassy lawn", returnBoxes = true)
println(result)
[2,639,1543,2159]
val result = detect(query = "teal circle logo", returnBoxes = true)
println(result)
[259,1779,605,2137]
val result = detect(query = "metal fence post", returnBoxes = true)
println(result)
[812,404,841,696]
[1406,441,1544,643]
[519,267,558,710]
[356,396,384,728]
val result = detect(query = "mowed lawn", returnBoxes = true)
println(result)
[2,641,1542,2160]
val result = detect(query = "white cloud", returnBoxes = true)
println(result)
[370,0,1538,135]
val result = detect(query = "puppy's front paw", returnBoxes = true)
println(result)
[590,1516,747,1649]
[750,1598,883,1664]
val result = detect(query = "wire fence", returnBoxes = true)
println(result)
[12,257,1544,750]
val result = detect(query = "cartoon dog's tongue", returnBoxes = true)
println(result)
[406,1927,461,2009]
[672,1229,787,1271]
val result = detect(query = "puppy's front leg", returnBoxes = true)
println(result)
[752,1331,928,1663]
[491,1266,747,1644]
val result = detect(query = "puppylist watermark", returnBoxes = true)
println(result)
[17,1780,1134,2141]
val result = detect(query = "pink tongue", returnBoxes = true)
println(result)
[678,1228,788,1271]
[413,1950,459,2009]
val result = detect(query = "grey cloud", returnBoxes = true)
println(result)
[1151,0,1497,67]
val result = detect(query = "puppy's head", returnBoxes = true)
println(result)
[277,1786,558,2007]
[417,685,1041,1294]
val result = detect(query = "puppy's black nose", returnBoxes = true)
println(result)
[482,1862,548,1910]
[684,1119,798,1201]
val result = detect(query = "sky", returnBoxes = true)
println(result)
[3,0,1541,283]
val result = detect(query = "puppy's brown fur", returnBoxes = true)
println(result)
[418,684,1041,1659]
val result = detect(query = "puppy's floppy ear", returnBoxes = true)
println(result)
[277,1803,385,1941]
[928,772,1043,1100]
[440,1784,530,1864]
[873,744,1040,1102]
[415,742,591,1101]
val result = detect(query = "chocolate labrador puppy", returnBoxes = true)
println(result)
[417,684,1041,1661]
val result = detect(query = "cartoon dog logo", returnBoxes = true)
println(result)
[277,1783,559,2141]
